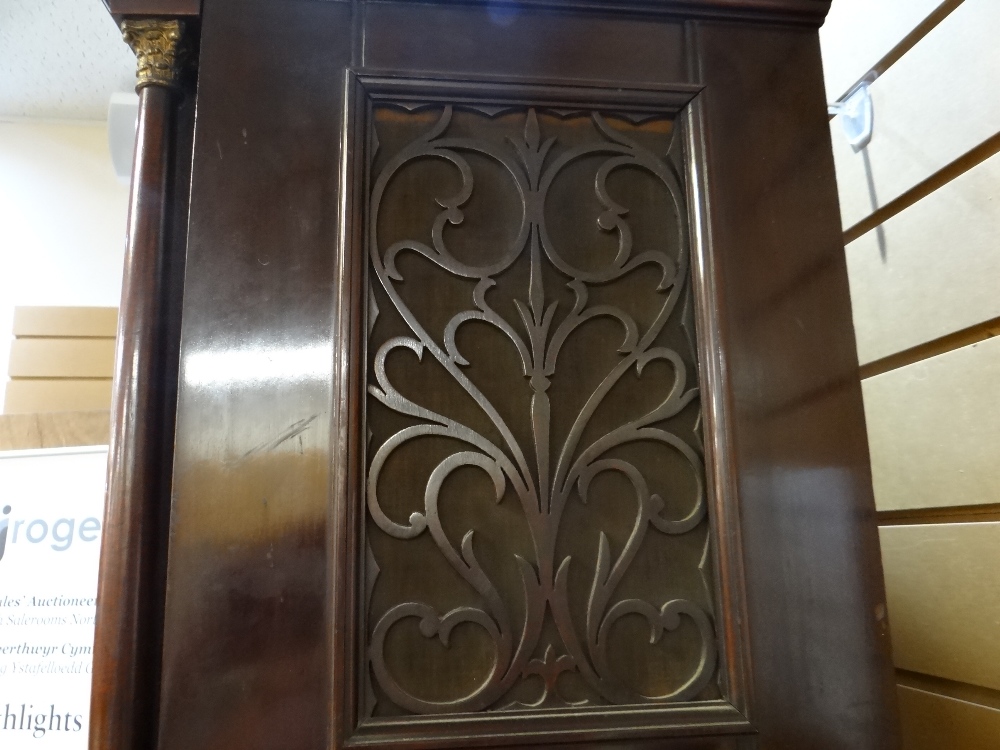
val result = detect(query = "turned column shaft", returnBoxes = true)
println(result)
[90,19,188,750]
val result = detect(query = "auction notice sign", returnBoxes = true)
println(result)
[0,446,107,749]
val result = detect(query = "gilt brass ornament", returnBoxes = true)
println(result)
[120,19,187,91]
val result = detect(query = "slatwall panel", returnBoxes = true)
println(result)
[846,150,1000,365]
[864,338,1000,512]
[881,523,1000,691]
[830,0,1000,232]
[822,0,1000,744]
[13,305,118,337]
[897,685,1000,750]
[4,306,117,414]
[820,0,947,101]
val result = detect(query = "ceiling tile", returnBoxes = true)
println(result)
[0,0,136,120]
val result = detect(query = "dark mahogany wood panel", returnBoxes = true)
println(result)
[103,0,201,21]
[365,0,830,26]
[91,75,194,750]
[329,74,758,748]
[155,1,351,749]
[148,2,895,750]
[692,21,899,749]
[362,1,686,84]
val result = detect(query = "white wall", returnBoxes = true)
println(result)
[0,119,129,408]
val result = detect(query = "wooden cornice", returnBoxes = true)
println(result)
[101,0,828,26]
[378,0,832,26]
[102,0,201,23]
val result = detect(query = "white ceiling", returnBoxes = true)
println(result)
[0,0,137,121]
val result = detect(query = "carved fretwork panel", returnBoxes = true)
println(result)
[356,81,725,729]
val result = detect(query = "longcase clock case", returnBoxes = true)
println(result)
[105,1,900,749]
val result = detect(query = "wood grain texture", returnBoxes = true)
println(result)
[332,75,754,746]
[896,685,1000,750]
[846,150,1000,365]
[0,411,110,451]
[362,1,686,83]
[103,0,834,25]
[8,338,116,378]
[695,21,898,749]
[151,2,895,748]
[819,0,945,101]
[863,337,1000,511]
[12,306,118,338]
[366,0,831,25]
[880,522,1000,692]
[4,379,112,413]
[106,0,201,16]
[89,61,195,750]
[155,2,348,748]
[831,0,1000,230]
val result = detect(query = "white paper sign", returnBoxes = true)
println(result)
[0,447,107,749]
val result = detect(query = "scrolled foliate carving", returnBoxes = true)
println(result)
[120,19,187,91]
[364,102,718,717]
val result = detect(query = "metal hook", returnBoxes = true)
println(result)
[829,82,874,153]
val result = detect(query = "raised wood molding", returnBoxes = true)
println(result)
[104,0,201,17]
[373,0,831,24]
[101,0,829,24]
[332,72,752,745]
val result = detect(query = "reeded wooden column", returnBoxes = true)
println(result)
[90,19,190,750]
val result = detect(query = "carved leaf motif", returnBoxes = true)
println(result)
[364,105,717,715]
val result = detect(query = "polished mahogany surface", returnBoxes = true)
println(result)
[694,23,899,747]
[333,76,754,745]
[155,2,349,749]
[90,77,193,750]
[147,1,896,749]
[104,0,201,18]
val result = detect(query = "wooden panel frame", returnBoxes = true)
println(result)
[149,3,897,748]
[331,70,753,748]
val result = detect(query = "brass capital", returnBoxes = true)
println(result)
[121,19,188,91]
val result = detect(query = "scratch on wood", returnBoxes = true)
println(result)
[230,414,320,465]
